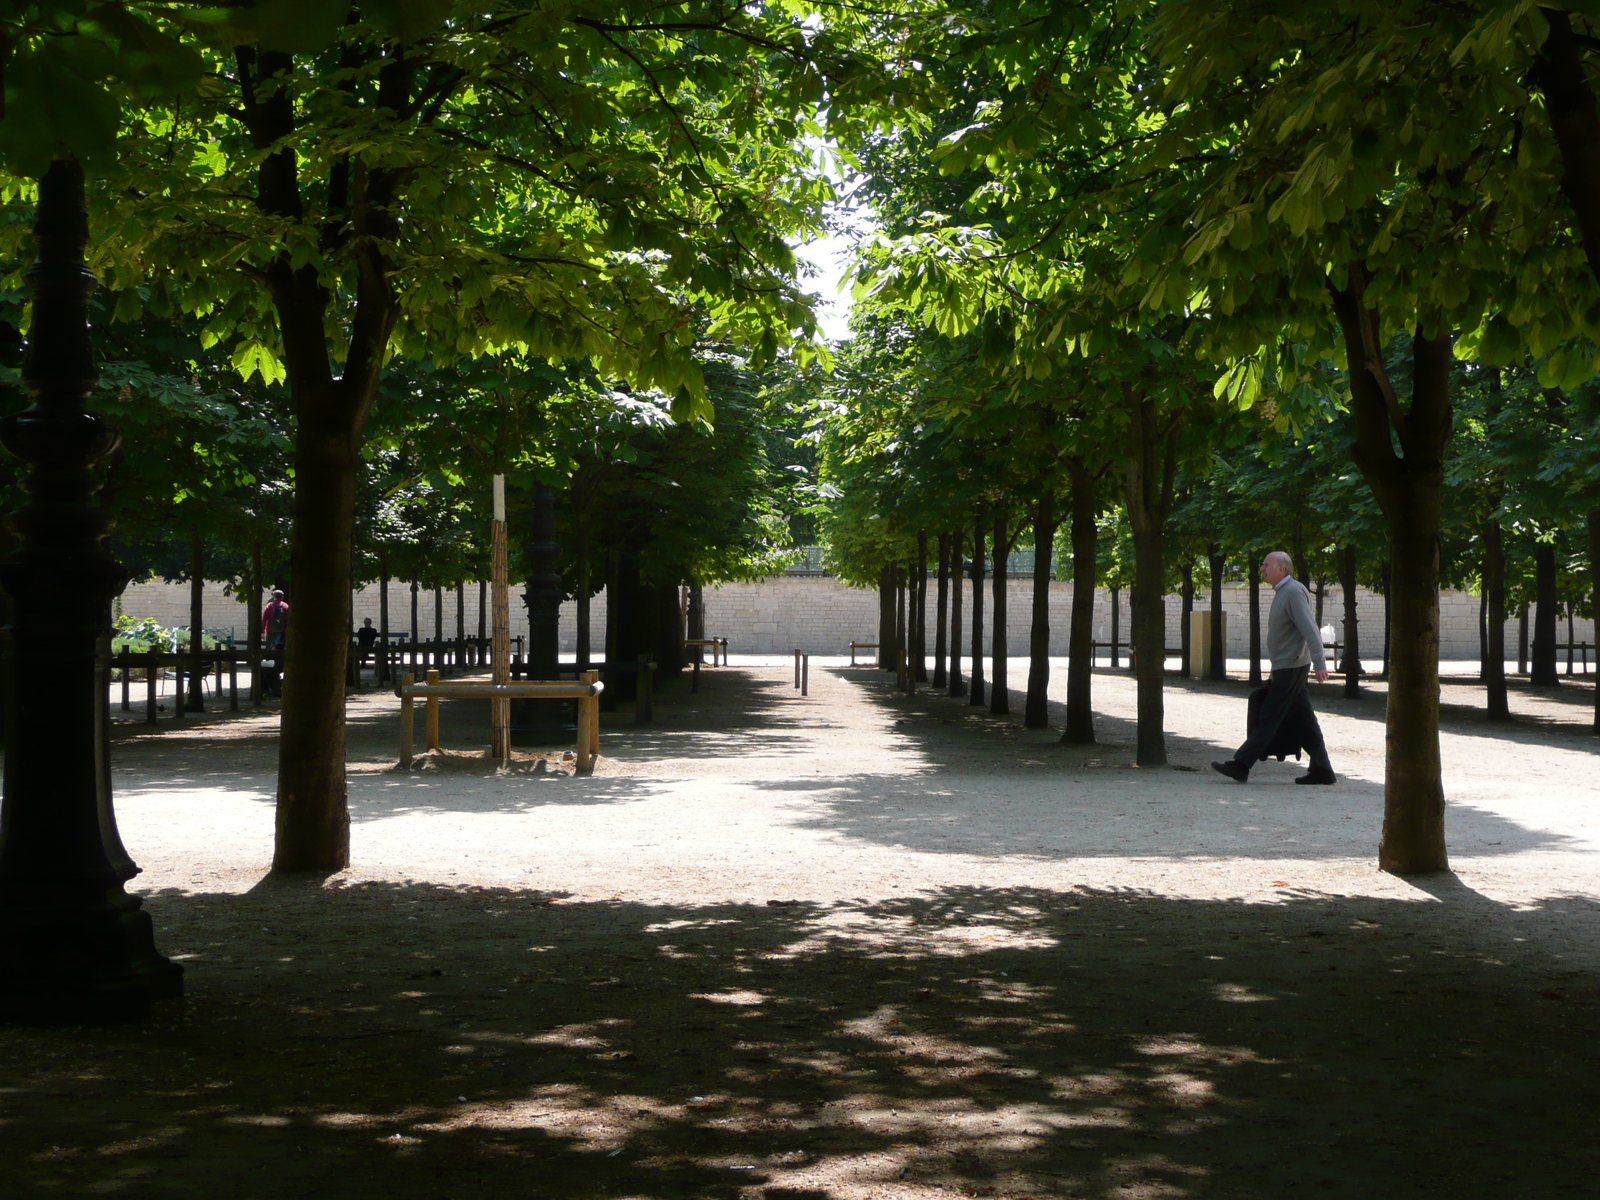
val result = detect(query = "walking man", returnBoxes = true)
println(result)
[1212,551,1337,785]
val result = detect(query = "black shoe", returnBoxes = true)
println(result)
[1211,759,1249,783]
[1296,768,1337,785]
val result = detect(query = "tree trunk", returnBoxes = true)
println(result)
[1179,562,1194,677]
[1123,386,1179,767]
[1590,508,1600,731]
[934,533,949,688]
[991,513,1010,715]
[969,517,986,706]
[455,581,465,671]
[1328,271,1451,874]
[1536,11,1600,289]
[1025,492,1055,729]
[271,409,358,872]
[1110,587,1120,669]
[250,541,264,703]
[895,564,908,691]
[1382,562,1393,679]
[1062,462,1097,744]
[187,525,205,711]
[877,564,893,670]
[1518,603,1529,675]
[1477,587,1489,680]
[1208,545,1226,681]
[949,529,965,696]
[576,561,591,671]
[1340,544,1361,699]
[1484,518,1509,720]
[915,533,929,682]
[1531,542,1561,686]
[433,583,444,674]
[1248,552,1263,686]
[1568,603,1576,676]
[245,46,403,873]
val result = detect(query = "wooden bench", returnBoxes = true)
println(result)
[848,640,878,666]
[398,670,603,771]
[684,637,728,666]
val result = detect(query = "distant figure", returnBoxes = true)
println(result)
[260,589,289,697]
[356,617,378,673]
[1212,551,1336,785]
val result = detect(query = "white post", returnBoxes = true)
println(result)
[490,474,511,760]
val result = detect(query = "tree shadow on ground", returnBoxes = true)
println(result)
[2,880,1595,1199]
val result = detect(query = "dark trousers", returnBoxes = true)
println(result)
[1234,664,1331,772]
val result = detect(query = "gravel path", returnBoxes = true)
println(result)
[1,660,1595,1199]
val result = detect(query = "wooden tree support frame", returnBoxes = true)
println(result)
[684,636,728,666]
[398,670,603,772]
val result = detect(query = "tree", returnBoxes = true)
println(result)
[63,2,890,869]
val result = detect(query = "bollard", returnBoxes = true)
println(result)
[794,648,801,689]
[172,660,185,722]
[228,656,238,711]
[802,653,809,696]
[425,669,441,751]
[146,653,159,724]
[119,645,130,712]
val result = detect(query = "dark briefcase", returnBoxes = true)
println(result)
[1247,686,1304,763]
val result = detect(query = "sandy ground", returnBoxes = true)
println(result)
[2,658,1597,1199]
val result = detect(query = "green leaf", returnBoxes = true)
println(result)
[363,0,452,43]
[0,43,119,174]
[233,0,352,54]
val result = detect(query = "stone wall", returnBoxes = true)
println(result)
[120,574,1590,662]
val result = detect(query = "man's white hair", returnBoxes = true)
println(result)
[1265,550,1294,574]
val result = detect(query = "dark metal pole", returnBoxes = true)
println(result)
[0,160,181,1019]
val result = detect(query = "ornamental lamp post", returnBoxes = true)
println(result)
[0,160,182,1020]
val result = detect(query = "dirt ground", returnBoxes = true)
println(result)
[2,658,1598,1199]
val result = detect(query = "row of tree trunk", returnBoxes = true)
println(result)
[874,511,1593,758]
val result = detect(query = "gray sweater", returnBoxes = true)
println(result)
[1268,576,1325,671]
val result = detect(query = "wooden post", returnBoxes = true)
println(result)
[577,669,600,772]
[399,672,415,769]
[426,668,441,751]
[802,654,809,696]
[637,653,652,724]
[146,653,158,723]
[491,475,511,760]
[794,648,801,688]
[119,645,130,712]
